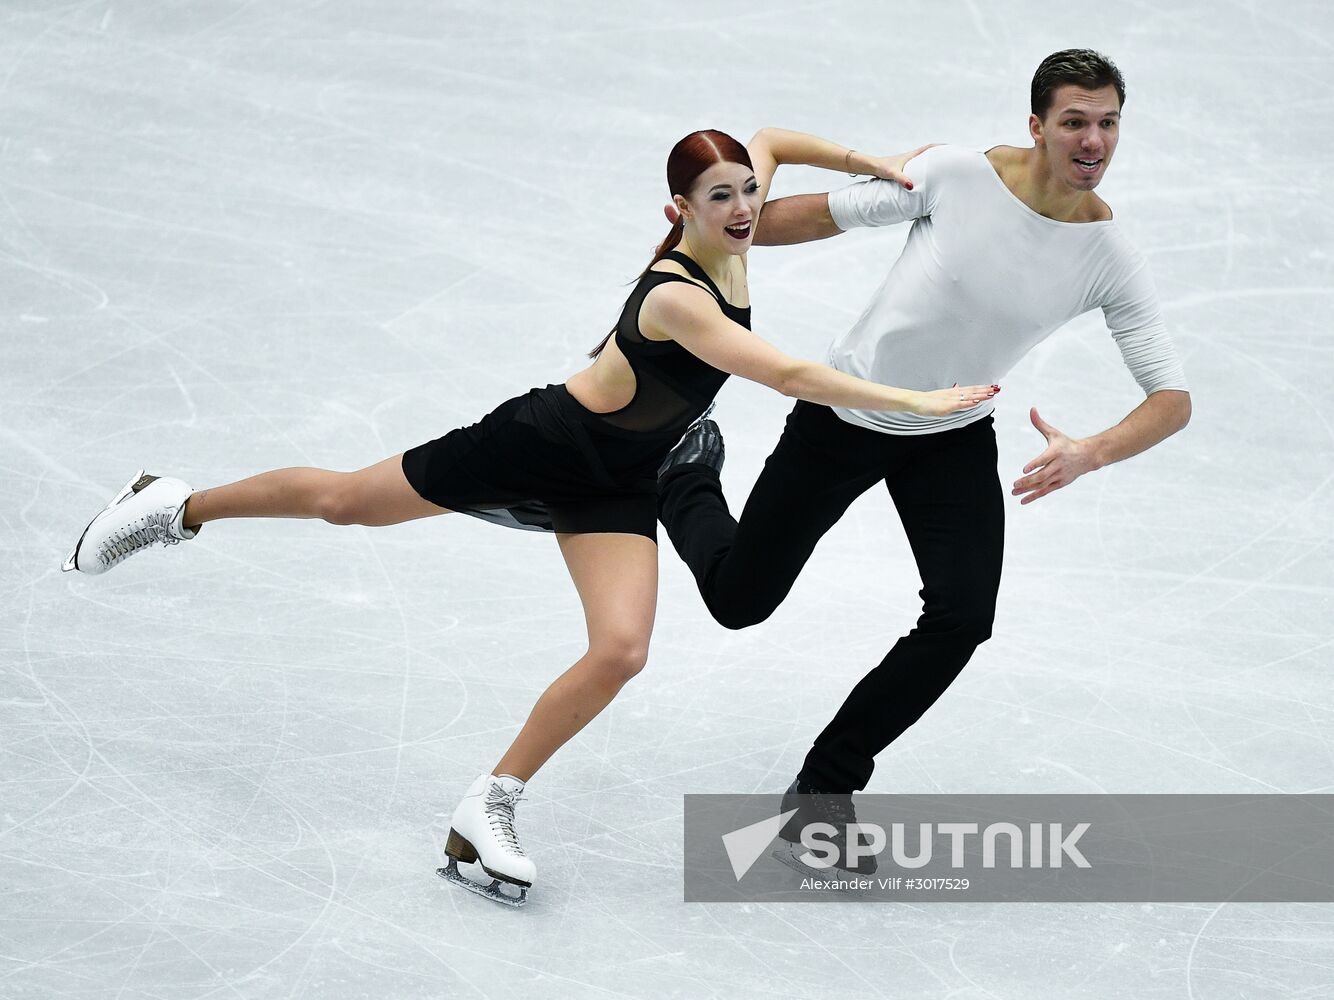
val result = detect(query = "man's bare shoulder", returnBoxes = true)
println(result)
[984,145,1026,172]
[986,145,1115,222]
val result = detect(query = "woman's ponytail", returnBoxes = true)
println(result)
[588,215,685,358]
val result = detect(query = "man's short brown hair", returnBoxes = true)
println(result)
[1031,49,1126,119]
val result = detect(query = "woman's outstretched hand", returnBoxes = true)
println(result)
[909,382,1000,416]
[865,144,938,190]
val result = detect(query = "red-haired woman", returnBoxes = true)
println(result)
[62,128,997,905]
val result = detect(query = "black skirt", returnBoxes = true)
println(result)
[401,384,677,540]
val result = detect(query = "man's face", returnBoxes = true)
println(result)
[1030,83,1121,191]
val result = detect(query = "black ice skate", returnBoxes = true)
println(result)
[771,778,879,882]
[657,405,724,482]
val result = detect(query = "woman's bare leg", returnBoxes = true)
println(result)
[493,531,658,782]
[181,453,448,529]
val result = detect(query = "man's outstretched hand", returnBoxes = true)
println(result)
[1012,407,1101,505]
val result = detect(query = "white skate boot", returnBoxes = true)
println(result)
[62,471,199,575]
[437,773,536,907]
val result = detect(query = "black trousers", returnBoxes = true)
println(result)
[659,401,1005,792]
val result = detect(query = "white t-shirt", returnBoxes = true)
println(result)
[824,145,1189,435]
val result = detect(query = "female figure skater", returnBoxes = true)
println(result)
[62,128,997,905]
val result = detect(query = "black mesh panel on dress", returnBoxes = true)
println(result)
[592,253,747,436]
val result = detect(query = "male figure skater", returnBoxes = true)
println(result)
[658,49,1191,871]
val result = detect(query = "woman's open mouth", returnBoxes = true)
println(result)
[724,221,752,240]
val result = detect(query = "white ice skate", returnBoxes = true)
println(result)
[62,471,198,575]
[437,773,536,907]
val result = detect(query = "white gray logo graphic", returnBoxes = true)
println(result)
[720,808,798,880]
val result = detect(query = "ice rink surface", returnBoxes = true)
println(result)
[2,1,1332,997]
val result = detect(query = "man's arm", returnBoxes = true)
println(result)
[1011,389,1192,505]
[752,193,844,246]
[1012,245,1193,505]
[1087,389,1191,467]
[745,141,938,247]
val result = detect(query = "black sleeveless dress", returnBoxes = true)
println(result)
[401,252,750,540]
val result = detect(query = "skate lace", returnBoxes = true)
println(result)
[484,786,527,857]
[810,791,857,829]
[99,510,180,568]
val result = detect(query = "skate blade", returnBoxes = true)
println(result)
[437,859,528,907]
[770,842,870,896]
[62,469,147,573]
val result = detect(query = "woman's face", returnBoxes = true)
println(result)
[676,161,762,255]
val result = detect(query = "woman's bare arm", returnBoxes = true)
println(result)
[641,282,995,416]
